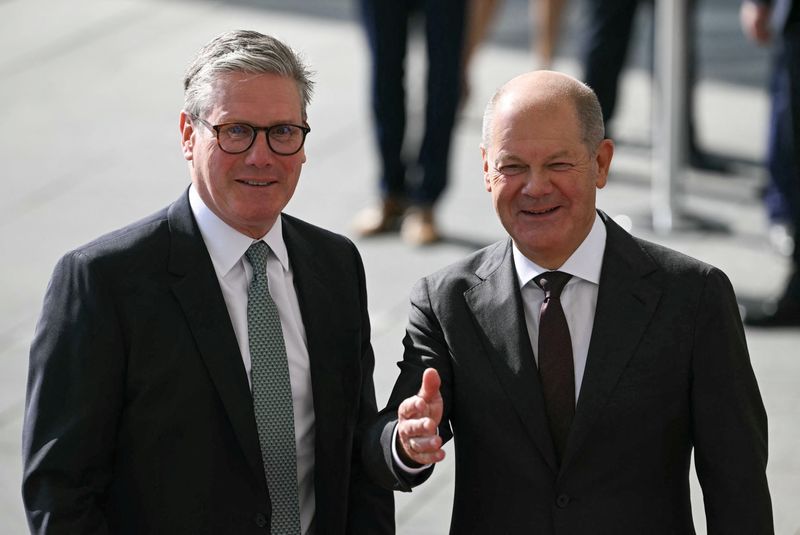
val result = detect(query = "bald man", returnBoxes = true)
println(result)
[363,71,773,533]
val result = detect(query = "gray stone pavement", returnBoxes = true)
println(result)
[1,0,797,533]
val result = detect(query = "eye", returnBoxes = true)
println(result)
[497,164,527,176]
[270,125,299,139]
[548,162,574,171]
[222,124,252,139]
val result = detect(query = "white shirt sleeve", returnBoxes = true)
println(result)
[390,423,433,474]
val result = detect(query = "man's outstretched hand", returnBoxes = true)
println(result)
[396,368,446,466]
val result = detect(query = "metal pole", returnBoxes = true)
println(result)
[652,0,689,233]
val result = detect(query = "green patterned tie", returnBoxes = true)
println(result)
[245,241,302,534]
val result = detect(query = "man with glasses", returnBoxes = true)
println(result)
[22,30,393,534]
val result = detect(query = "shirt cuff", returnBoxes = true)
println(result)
[391,423,432,474]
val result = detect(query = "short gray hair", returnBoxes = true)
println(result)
[481,75,605,152]
[183,30,314,120]
[481,89,503,148]
[573,83,605,151]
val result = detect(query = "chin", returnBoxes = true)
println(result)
[517,233,562,255]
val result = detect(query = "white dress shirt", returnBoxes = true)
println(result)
[514,212,607,400]
[394,213,607,473]
[189,186,315,534]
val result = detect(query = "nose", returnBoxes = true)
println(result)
[520,171,552,197]
[243,131,277,167]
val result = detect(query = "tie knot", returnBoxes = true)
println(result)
[535,271,572,298]
[245,241,270,276]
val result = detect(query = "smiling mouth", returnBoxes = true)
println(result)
[522,206,559,215]
[238,179,275,187]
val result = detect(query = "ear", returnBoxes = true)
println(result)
[594,138,614,189]
[179,111,195,161]
[481,145,492,192]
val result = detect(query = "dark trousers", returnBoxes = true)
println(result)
[773,25,800,304]
[359,0,466,205]
[581,0,700,149]
[581,0,642,124]
[765,32,800,226]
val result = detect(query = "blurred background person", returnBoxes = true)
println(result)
[581,0,730,173]
[741,0,800,326]
[355,0,468,245]
[460,0,570,102]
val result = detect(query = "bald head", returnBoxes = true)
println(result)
[481,71,605,152]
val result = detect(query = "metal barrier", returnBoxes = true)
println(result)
[652,0,688,233]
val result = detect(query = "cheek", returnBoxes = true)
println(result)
[194,143,220,169]
[558,176,594,202]
[284,157,305,178]
[486,171,504,190]
[494,188,519,218]
[496,179,522,202]
[576,182,597,205]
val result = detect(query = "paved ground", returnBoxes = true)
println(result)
[1,0,797,533]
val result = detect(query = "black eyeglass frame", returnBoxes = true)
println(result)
[190,115,311,156]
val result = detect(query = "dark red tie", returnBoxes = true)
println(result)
[534,271,575,463]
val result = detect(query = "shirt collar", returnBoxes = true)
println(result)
[513,212,607,288]
[188,185,290,276]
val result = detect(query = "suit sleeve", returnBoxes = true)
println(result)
[345,244,396,534]
[22,251,124,534]
[362,276,453,492]
[690,267,774,532]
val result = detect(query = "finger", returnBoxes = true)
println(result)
[417,368,441,403]
[408,435,442,453]
[404,443,446,466]
[395,425,445,467]
[398,396,427,421]
[398,417,438,439]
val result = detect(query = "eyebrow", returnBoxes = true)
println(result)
[543,149,573,161]
[493,148,576,166]
[493,152,525,165]
[215,118,301,126]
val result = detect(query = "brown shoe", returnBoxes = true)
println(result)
[352,197,406,236]
[401,207,440,246]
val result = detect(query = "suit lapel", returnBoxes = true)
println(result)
[464,240,559,473]
[282,217,347,423]
[561,213,662,471]
[281,217,351,505]
[166,191,265,484]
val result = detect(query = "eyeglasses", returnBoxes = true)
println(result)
[191,115,310,156]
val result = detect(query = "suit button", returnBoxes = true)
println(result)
[556,494,570,508]
[254,513,268,528]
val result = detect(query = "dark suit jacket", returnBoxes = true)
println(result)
[364,211,772,534]
[22,190,394,534]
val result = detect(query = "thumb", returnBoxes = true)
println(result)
[417,368,441,403]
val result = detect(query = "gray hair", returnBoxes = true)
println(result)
[481,74,605,152]
[573,83,605,151]
[183,30,314,120]
[481,90,502,148]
